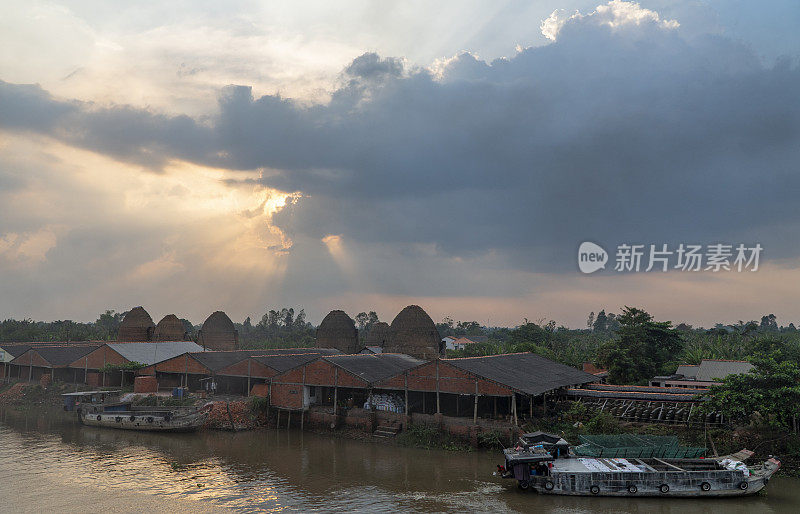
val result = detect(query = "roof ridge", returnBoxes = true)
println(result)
[700,359,751,363]
[444,351,531,361]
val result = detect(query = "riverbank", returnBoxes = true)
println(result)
[3,380,798,476]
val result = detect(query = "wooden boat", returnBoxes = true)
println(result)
[497,432,781,497]
[64,391,209,432]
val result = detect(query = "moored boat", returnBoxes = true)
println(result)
[497,432,781,497]
[63,391,209,432]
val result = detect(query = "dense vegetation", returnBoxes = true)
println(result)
[701,338,800,431]
[3,304,800,432]
[236,308,316,349]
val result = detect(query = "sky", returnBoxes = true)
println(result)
[1,1,799,328]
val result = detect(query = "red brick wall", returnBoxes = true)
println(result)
[336,369,367,388]
[217,358,278,378]
[218,359,252,377]
[378,374,406,389]
[274,366,304,385]
[250,383,269,397]
[406,362,438,391]
[134,375,158,393]
[86,372,101,387]
[71,345,126,370]
[270,382,303,409]
[301,360,335,385]
[153,355,208,374]
[12,350,49,367]
[375,361,514,396]
[249,361,276,379]
[435,363,476,394]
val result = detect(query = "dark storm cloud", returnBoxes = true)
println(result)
[2,3,800,272]
[0,80,215,169]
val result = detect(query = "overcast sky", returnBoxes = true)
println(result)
[1,1,799,328]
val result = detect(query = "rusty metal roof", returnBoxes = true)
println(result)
[22,345,102,367]
[324,353,424,384]
[190,348,341,372]
[444,352,598,396]
[251,353,327,373]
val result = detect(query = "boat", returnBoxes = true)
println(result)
[497,432,781,497]
[62,391,210,432]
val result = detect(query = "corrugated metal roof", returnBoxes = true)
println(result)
[696,359,753,382]
[444,353,598,396]
[251,353,325,373]
[190,350,256,371]
[107,341,203,366]
[676,364,699,378]
[31,345,101,366]
[189,348,341,372]
[0,344,32,358]
[325,353,424,384]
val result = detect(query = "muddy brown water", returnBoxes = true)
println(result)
[1,407,798,513]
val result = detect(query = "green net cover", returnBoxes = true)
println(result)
[573,434,706,458]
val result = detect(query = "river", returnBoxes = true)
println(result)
[1,407,798,513]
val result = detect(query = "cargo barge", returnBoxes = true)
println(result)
[62,391,209,432]
[497,432,781,497]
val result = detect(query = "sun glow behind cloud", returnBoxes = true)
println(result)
[0,130,294,320]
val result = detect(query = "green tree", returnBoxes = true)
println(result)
[702,351,800,429]
[593,310,608,332]
[510,322,548,345]
[598,307,683,385]
[95,310,123,340]
[354,311,379,332]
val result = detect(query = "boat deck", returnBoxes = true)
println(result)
[551,456,722,474]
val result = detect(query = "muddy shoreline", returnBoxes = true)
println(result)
[2,380,797,476]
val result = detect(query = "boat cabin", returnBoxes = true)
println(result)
[61,390,121,411]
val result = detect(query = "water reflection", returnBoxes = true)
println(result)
[0,407,797,513]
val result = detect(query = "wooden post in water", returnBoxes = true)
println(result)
[287,410,291,429]
[404,373,409,417]
[333,367,339,416]
[435,360,441,415]
[473,379,479,424]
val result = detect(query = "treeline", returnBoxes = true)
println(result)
[236,308,315,349]
[442,308,800,381]
[0,310,124,342]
